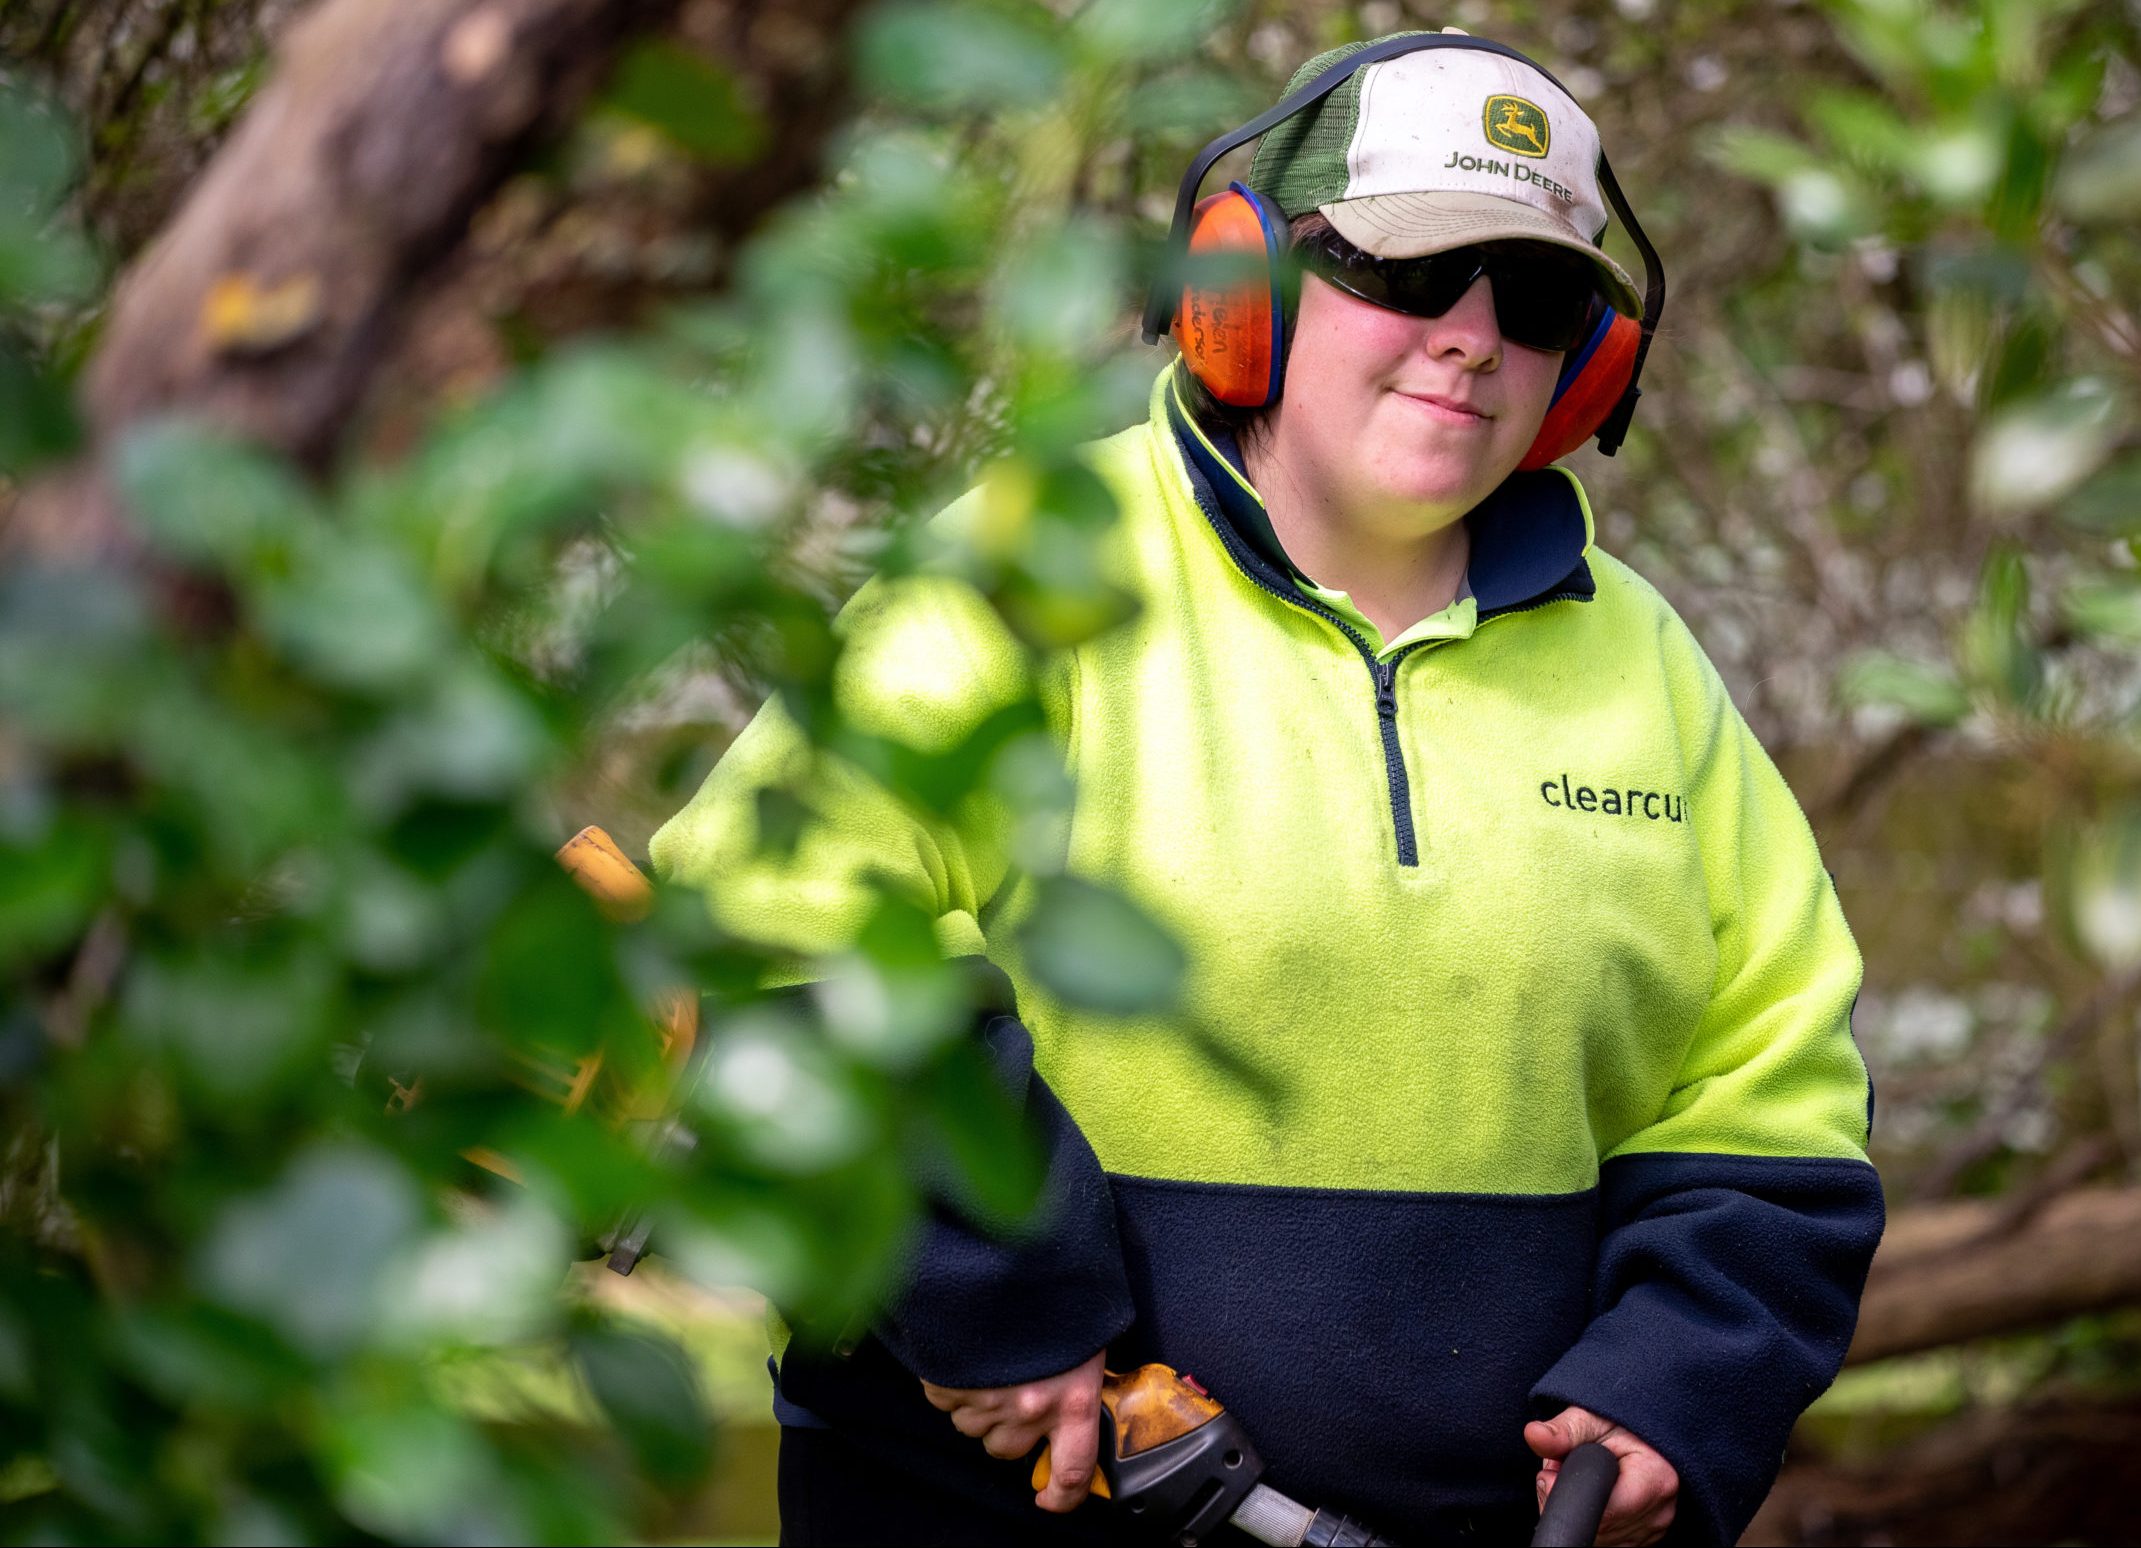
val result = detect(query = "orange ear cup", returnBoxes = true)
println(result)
[1519,307,1640,471]
[1172,187,1286,408]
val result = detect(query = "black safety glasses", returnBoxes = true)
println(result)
[1296,228,1602,353]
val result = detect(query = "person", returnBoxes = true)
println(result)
[653,27,1883,1548]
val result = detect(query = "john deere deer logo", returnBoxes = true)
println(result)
[1483,95,1550,159]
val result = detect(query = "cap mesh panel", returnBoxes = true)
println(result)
[1249,32,1435,216]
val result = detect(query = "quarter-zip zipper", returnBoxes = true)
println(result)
[1371,655,1420,866]
[1170,408,1589,870]
[1179,473,1439,866]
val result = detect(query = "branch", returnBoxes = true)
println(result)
[1810,719,1938,828]
[1848,1184,2141,1365]
[5,0,685,563]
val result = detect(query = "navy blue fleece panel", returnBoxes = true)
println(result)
[876,1012,1137,1389]
[1110,1174,1598,1540]
[1529,1152,1885,1547]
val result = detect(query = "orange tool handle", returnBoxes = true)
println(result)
[1030,1362,1225,1498]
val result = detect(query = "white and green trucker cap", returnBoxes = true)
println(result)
[1247,29,1643,318]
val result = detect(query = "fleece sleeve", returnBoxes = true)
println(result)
[649,566,1135,1387]
[1529,636,1885,1547]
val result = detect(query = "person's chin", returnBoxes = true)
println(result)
[1370,456,1504,514]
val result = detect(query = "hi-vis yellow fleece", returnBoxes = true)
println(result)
[651,367,1884,1545]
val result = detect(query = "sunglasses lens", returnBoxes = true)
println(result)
[1306,239,1476,318]
[1367,252,1490,321]
[1303,235,1600,352]
[1482,245,1600,352]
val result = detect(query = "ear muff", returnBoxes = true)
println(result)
[1172,182,1289,409]
[1518,302,1641,471]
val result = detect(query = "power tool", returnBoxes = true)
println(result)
[1032,1362,1620,1547]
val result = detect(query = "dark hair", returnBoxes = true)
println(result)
[1174,209,1332,446]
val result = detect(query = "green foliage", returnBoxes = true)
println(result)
[0,82,95,473]
[0,1,1231,1535]
[1734,0,2141,1230]
[602,43,766,165]
[1839,650,1972,727]
[1734,0,2140,734]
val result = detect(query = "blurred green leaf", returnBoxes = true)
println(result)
[259,540,454,694]
[1017,874,1184,1014]
[1779,167,1877,246]
[1969,379,2126,517]
[913,1036,1042,1225]
[571,1326,713,1485]
[991,223,1126,356]
[815,897,969,1067]
[2058,456,2141,536]
[2059,575,2141,642]
[1118,65,1260,134]
[197,1145,423,1356]
[694,1007,875,1171]
[2063,806,2141,972]
[1986,108,2053,240]
[126,941,337,1104]
[857,0,1067,112]
[1912,120,2005,206]
[1958,545,2041,708]
[386,1199,570,1349]
[0,88,95,308]
[0,88,80,217]
[1071,0,1229,62]
[2055,116,2141,222]
[0,565,156,742]
[604,41,766,165]
[1838,650,1971,727]
[0,818,109,972]
[355,662,553,805]
[323,1396,516,1541]
[0,338,80,473]
[115,420,321,569]
[663,1197,815,1308]
[476,866,620,1057]
[1710,125,1823,184]
[1978,305,2059,408]
[0,223,95,309]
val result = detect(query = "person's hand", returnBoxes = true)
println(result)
[1525,1406,1679,1546]
[922,1348,1106,1513]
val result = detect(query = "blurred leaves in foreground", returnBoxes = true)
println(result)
[0,1,1223,1538]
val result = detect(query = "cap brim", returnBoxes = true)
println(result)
[1322,192,1644,320]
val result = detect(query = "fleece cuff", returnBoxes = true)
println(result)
[1529,1151,1885,1545]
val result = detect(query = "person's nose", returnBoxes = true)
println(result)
[1417,274,1502,370]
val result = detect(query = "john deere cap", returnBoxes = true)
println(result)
[1248,29,1643,318]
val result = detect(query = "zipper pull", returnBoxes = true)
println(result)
[1373,659,1398,719]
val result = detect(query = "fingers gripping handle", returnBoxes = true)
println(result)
[1532,1442,1620,1547]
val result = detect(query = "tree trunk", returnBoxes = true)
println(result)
[1847,1186,2141,1365]
[6,0,683,565]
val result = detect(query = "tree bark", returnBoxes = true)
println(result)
[85,0,680,463]
[4,0,681,564]
[1847,1186,2141,1365]
[4,0,869,568]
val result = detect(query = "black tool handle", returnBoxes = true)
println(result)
[1531,1442,1619,1547]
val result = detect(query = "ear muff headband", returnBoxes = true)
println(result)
[1152,33,1668,459]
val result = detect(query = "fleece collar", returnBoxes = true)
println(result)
[1161,367,1597,619]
